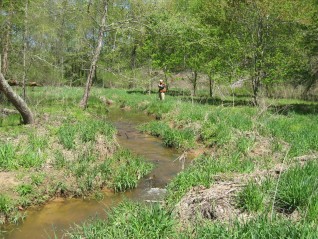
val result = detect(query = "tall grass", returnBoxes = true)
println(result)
[105,149,153,192]
[236,160,318,221]
[183,216,318,239]
[67,202,318,239]
[0,143,17,169]
[275,161,318,216]
[0,194,13,216]
[139,121,196,149]
[67,201,177,239]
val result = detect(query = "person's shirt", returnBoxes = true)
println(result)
[158,83,165,90]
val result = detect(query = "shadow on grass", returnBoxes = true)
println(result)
[126,90,318,115]
[270,104,318,115]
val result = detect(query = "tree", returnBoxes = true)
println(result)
[80,0,109,109]
[223,0,314,105]
[0,72,33,124]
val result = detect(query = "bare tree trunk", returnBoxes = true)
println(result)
[22,0,29,100]
[164,68,169,91]
[1,13,12,77]
[208,70,214,98]
[80,0,108,109]
[192,70,198,96]
[0,73,33,124]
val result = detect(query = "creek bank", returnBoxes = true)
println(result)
[0,109,153,226]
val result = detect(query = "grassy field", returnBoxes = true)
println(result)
[1,87,318,237]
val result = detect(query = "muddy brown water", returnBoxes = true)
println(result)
[2,109,192,239]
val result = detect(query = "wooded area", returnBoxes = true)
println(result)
[1,0,317,111]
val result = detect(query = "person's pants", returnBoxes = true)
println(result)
[159,92,165,100]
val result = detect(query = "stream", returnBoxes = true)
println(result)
[3,109,191,239]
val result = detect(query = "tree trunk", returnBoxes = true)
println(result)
[1,11,12,77]
[0,73,34,124]
[208,71,214,98]
[164,68,169,91]
[22,0,29,100]
[80,0,108,109]
[252,16,265,106]
[192,70,198,96]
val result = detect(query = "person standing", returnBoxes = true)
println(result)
[158,79,166,100]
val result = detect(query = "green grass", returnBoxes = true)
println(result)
[264,113,318,156]
[275,161,318,216]
[66,201,318,239]
[104,149,153,192]
[139,121,196,149]
[236,181,266,213]
[235,160,318,221]
[1,87,318,233]
[0,142,45,169]
[184,216,318,239]
[58,119,117,150]
[0,143,17,169]
[67,201,178,239]
[57,124,77,149]
[166,153,255,207]
[0,194,13,215]
[0,113,21,127]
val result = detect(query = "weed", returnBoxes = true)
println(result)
[236,136,255,155]
[57,124,77,149]
[265,114,318,156]
[0,195,13,215]
[16,184,33,197]
[30,173,45,186]
[18,149,45,168]
[9,211,26,224]
[0,143,16,169]
[27,132,48,150]
[140,122,196,149]
[78,145,97,163]
[54,150,67,169]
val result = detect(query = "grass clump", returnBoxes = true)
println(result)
[0,143,17,169]
[0,194,13,216]
[57,124,77,150]
[236,181,265,213]
[140,121,196,149]
[67,201,177,239]
[275,161,318,215]
[104,149,153,192]
[58,119,117,150]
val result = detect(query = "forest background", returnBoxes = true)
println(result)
[1,0,318,107]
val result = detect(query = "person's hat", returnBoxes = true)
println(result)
[159,80,163,82]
